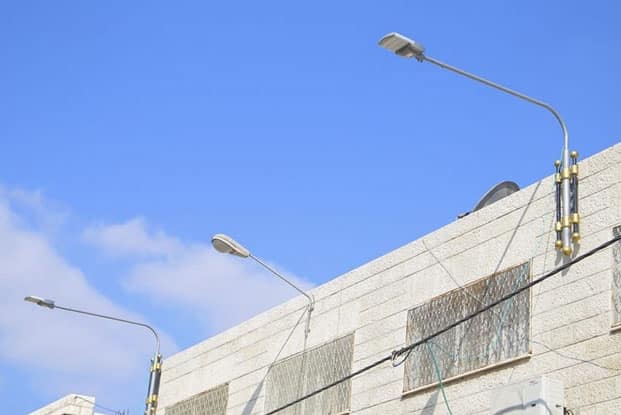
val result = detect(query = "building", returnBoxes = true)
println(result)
[157,143,621,414]
[29,394,96,415]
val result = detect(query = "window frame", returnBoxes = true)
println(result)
[402,262,533,396]
[263,333,355,415]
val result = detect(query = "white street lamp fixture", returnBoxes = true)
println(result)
[24,295,162,415]
[379,32,580,256]
[24,295,55,309]
[211,233,250,258]
[378,32,425,60]
[211,233,315,336]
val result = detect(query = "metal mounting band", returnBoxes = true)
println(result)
[571,164,579,176]
[146,394,158,404]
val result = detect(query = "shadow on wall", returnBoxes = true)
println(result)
[241,306,309,415]
[419,390,439,415]
[241,380,264,415]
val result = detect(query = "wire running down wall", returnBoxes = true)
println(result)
[612,226,621,327]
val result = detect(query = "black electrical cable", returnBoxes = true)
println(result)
[393,234,621,359]
[265,354,393,414]
[264,234,621,415]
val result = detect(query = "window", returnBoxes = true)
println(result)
[264,334,354,415]
[165,383,228,415]
[612,225,621,327]
[403,262,531,393]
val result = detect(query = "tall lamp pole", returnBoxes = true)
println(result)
[211,234,315,337]
[24,296,162,415]
[378,32,580,256]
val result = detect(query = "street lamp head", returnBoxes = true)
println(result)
[211,234,251,258]
[24,295,55,309]
[379,32,425,60]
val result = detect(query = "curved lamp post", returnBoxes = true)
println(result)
[378,32,579,256]
[24,295,162,415]
[211,233,315,337]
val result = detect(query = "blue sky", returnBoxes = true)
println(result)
[1,1,619,414]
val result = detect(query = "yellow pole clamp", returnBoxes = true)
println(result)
[571,164,579,176]
[146,394,158,404]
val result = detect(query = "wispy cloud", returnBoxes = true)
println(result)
[0,186,69,234]
[83,219,314,332]
[82,217,182,258]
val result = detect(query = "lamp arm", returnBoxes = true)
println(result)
[54,305,160,356]
[421,54,573,254]
[249,254,314,308]
[423,55,569,152]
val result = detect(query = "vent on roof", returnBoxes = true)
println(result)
[458,181,519,219]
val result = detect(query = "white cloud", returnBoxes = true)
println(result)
[83,219,314,332]
[0,187,314,412]
[0,186,68,234]
[0,191,176,411]
[82,217,182,258]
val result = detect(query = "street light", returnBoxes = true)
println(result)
[211,233,315,336]
[378,32,580,256]
[24,295,162,415]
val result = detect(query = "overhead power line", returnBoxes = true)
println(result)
[265,233,621,415]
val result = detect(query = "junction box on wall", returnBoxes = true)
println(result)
[490,376,564,415]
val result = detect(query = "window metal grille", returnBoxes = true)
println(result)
[612,226,621,325]
[264,334,354,415]
[403,262,531,393]
[165,383,228,415]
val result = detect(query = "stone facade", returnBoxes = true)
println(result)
[158,143,621,414]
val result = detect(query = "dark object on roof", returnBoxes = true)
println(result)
[458,181,520,219]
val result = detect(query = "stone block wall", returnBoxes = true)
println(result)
[158,143,621,415]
